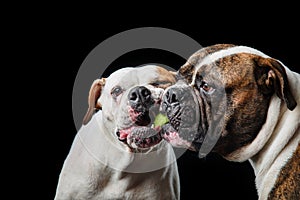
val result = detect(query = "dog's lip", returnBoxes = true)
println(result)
[161,123,196,151]
[161,115,204,152]
[116,126,163,149]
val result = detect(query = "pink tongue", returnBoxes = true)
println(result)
[119,127,134,140]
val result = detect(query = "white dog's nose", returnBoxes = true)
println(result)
[128,86,153,110]
[129,86,151,102]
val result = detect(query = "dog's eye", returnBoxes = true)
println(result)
[200,82,215,94]
[202,82,210,91]
[111,86,123,97]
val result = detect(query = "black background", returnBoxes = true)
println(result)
[16,8,300,200]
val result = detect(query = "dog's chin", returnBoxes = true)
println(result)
[116,104,164,150]
[161,122,204,152]
[117,126,163,149]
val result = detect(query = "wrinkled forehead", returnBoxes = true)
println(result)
[105,65,159,89]
[179,44,269,85]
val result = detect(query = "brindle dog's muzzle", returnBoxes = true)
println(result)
[161,79,225,157]
[160,80,203,151]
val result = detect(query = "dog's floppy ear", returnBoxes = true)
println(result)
[82,78,106,125]
[254,57,297,110]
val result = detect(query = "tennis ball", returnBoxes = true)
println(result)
[153,113,169,128]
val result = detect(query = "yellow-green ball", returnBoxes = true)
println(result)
[153,113,169,127]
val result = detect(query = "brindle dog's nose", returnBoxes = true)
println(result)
[163,88,180,105]
[164,88,179,105]
[128,86,153,110]
[162,88,180,114]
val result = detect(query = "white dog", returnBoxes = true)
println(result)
[54,65,180,200]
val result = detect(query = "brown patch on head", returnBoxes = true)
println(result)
[268,142,300,199]
[154,67,176,89]
[177,62,195,83]
[188,44,237,66]
[179,44,236,83]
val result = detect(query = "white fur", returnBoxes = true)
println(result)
[55,112,179,200]
[55,66,180,200]
[250,68,300,199]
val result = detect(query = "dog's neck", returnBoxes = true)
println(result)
[224,95,283,162]
[250,101,299,199]
[225,96,299,199]
[225,68,300,199]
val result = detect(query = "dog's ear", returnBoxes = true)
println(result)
[82,78,106,125]
[254,57,297,110]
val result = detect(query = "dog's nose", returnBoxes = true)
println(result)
[128,86,152,107]
[164,88,179,105]
[161,88,181,114]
